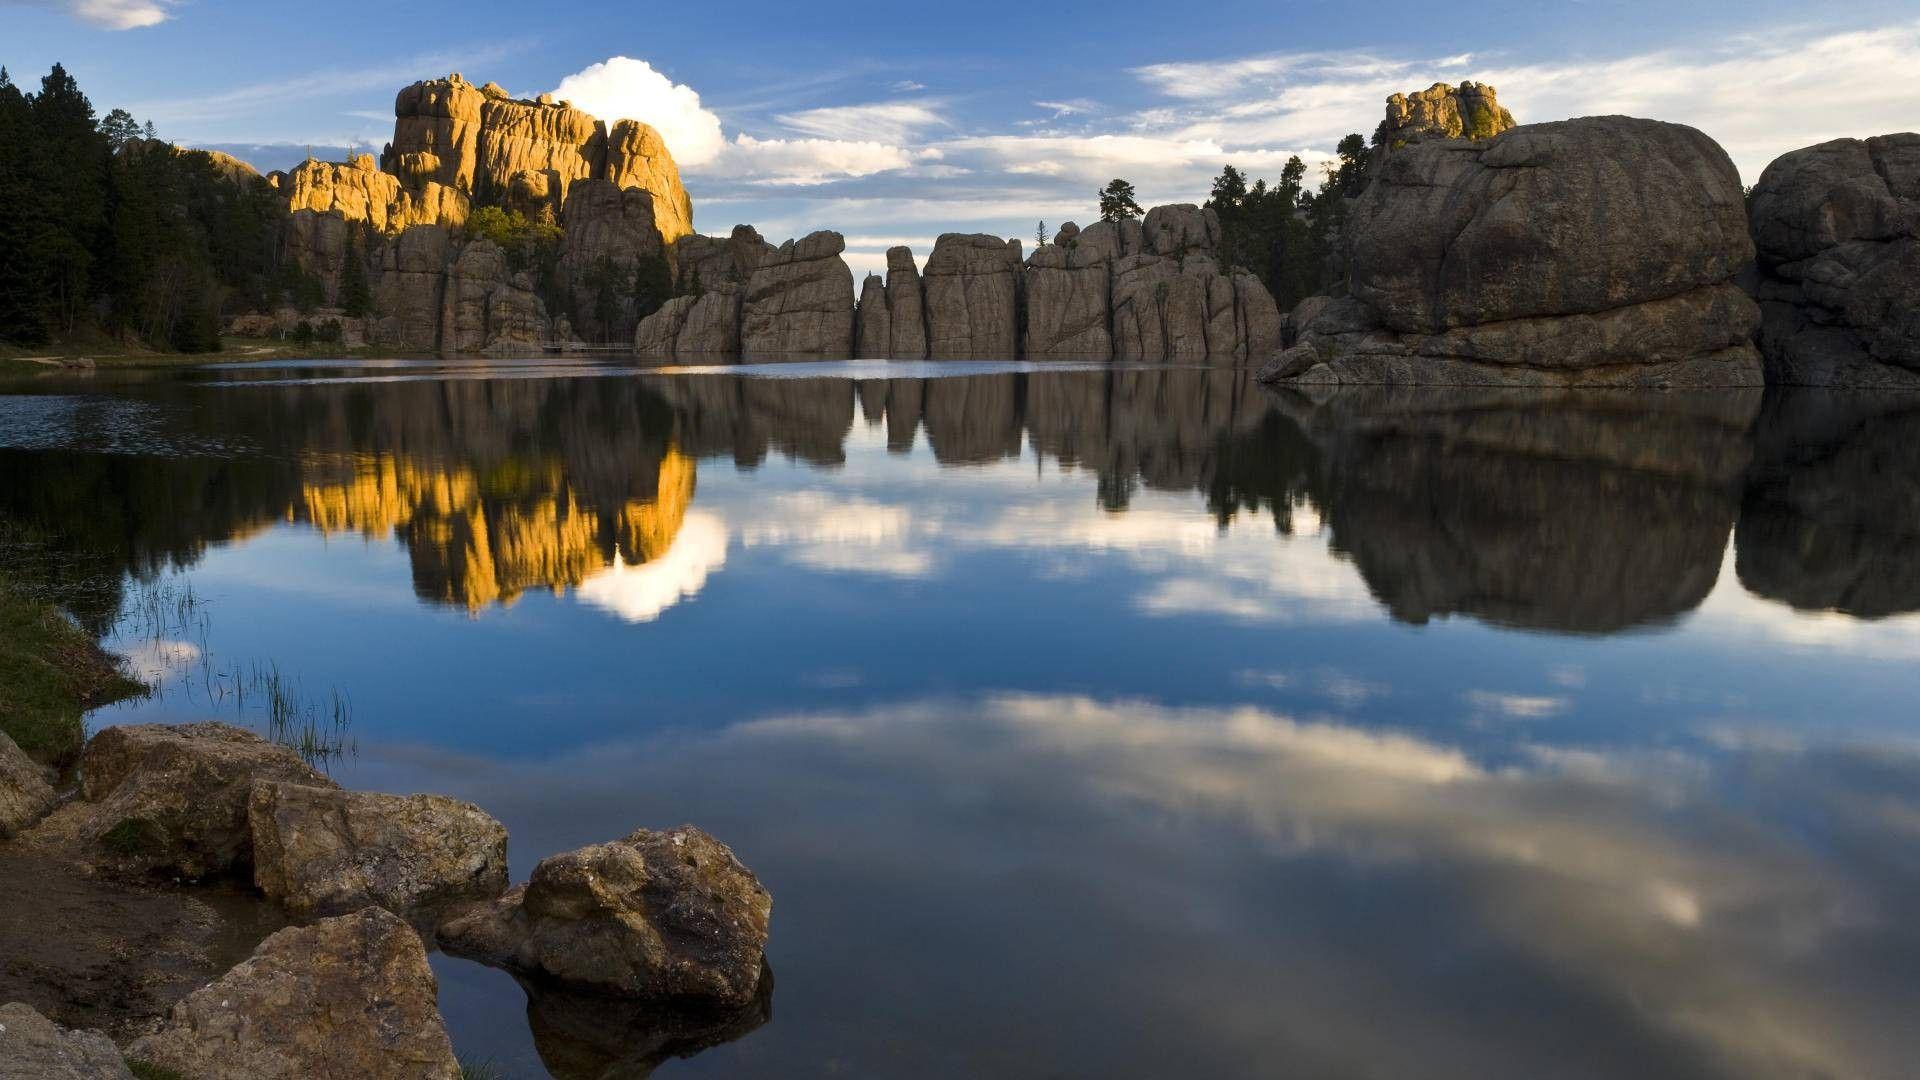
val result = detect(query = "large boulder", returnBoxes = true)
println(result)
[249,781,509,923]
[741,231,855,357]
[1142,203,1221,257]
[440,825,772,1006]
[516,968,773,1080]
[1266,116,1763,387]
[0,731,55,839]
[0,1002,131,1080]
[924,234,1022,358]
[126,908,460,1080]
[1747,133,1920,387]
[20,723,336,880]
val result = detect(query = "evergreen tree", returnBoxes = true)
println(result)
[339,232,372,317]
[0,67,44,343]
[1097,179,1143,222]
[633,252,673,321]
[99,108,141,150]
[1035,221,1048,247]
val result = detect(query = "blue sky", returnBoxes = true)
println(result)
[7,0,1920,275]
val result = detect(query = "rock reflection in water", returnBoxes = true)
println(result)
[7,367,1920,632]
[1267,387,1761,633]
[1736,391,1920,617]
[517,963,773,1080]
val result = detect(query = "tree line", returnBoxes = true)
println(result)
[0,64,287,352]
[1093,133,1370,312]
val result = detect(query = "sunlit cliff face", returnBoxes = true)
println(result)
[294,448,694,612]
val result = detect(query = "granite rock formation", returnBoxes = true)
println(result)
[126,908,461,1080]
[925,233,1024,359]
[440,824,773,1006]
[1265,115,1763,387]
[741,231,856,357]
[886,245,931,358]
[20,722,336,880]
[1377,81,1515,148]
[249,781,509,923]
[855,273,891,358]
[1746,134,1920,387]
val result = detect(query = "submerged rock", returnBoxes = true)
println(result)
[1266,116,1762,387]
[440,825,772,1005]
[21,723,336,880]
[0,732,55,839]
[1747,133,1920,387]
[126,907,460,1080]
[0,1002,131,1080]
[249,781,509,922]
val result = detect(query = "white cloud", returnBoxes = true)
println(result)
[1034,99,1099,119]
[1465,690,1571,721]
[777,101,949,145]
[51,0,171,29]
[574,511,727,623]
[721,133,917,186]
[551,56,727,167]
[737,491,932,577]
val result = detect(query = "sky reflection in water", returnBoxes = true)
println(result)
[2,362,1918,1078]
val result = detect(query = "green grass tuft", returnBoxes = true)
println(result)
[0,578,146,764]
[101,817,163,856]
[125,1059,187,1080]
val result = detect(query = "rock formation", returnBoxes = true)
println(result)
[1377,81,1515,148]
[886,245,931,358]
[925,233,1024,358]
[741,231,856,357]
[1746,134,1920,387]
[0,1002,132,1080]
[440,824,773,1006]
[856,273,891,358]
[0,732,55,839]
[1264,114,1763,387]
[439,240,550,354]
[248,781,509,923]
[20,722,336,880]
[1024,220,1121,359]
[126,908,462,1080]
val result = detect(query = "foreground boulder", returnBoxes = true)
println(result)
[0,732,55,839]
[22,723,336,880]
[440,825,772,1005]
[1265,116,1762,387]
[249,781,508,922]
[1747,134,1920,387]
[126,907,460,1080]
[0,1002,132,1080]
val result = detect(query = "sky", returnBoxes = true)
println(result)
[6,0,1920,276]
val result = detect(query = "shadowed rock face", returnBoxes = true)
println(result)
[1270,387,1761,633]
[1748,134,1920,388]
[1736,391,1920,616]
[741,231,856,358]
[1267,116,1763,387]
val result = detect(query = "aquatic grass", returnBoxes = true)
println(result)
[0,573,146,763]
[458,1057,507,1080]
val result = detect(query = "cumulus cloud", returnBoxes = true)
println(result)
[550,56,727,166]
[574,511,727,623]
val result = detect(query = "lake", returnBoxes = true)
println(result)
[3,358,1918,1079]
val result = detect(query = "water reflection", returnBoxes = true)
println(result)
[4,368,1916,632]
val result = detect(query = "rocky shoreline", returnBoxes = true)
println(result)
[0,722,773,1078]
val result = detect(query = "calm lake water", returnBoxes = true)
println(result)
[4,358,1920,1078]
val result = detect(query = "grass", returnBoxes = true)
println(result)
[0,573,146,764]
[459,1058,508,1080]
[101,817,162,856]
[124,1060,188,1080]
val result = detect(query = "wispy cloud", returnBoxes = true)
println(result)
[10,0,175,30]
[776,101,950,145]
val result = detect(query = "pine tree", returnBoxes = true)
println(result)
[1035,221,1047,248]
[1098,179,1143,222]
[339,232,372,317]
